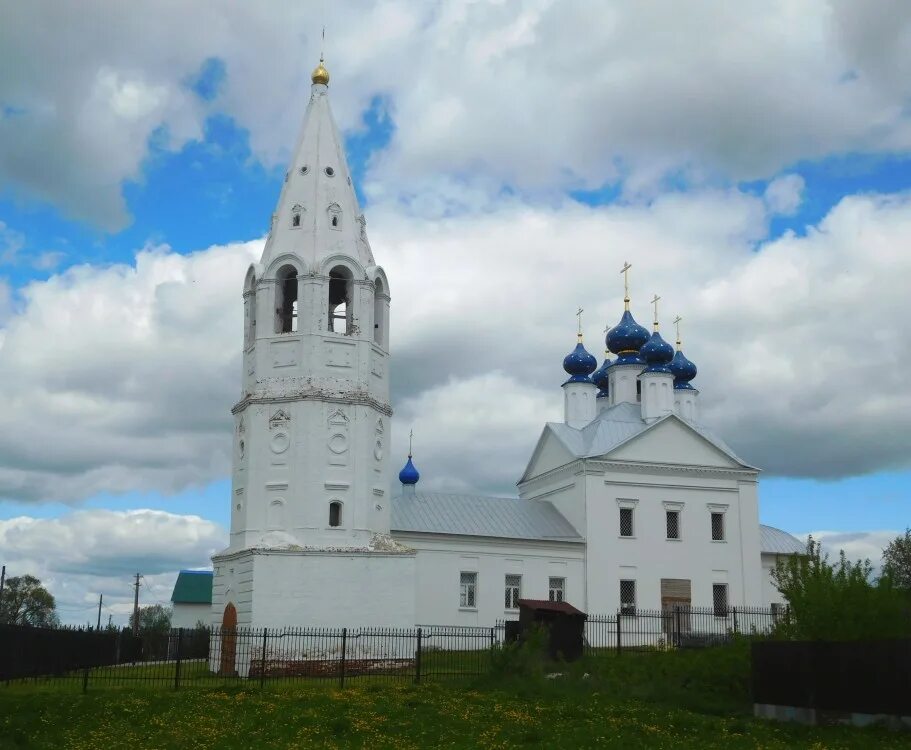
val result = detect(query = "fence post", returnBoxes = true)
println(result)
[260,628,268,689]
[174,628,182,690]
[340,627,347,689]
[732,606,739,635]
[615,611,621,654]
[674,605,681,649]
[415,627,422,684]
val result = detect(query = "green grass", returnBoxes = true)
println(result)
[2,644,909,748]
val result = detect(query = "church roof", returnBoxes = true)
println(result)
[170,570,213,604]
[391,492,583,543]
[542,401,754,469]
[759,525,806,555]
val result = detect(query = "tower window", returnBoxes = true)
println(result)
[329,501,342,528]
[327,203,342,231]
[291,204,303,229]
[328,266,353,334]
[331,215,338,227]
[275,265,299,333]
[373,278,385,346]
[324,166,335,177]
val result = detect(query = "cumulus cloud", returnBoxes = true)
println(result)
[810,530,899,571]
[3,2,911,226]
[764,174,806,216]
[0,509,226,625]
[0,185,907,502]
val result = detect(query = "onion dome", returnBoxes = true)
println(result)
[312,59,330,86]
[640,331,675,374]
[669,349,698,390]
[606,310,650,365]
[592,354,612,398]
[398,454,420,485]
[563,338,598,383]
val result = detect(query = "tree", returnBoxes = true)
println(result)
[0,575,60,627]
[129,604,172,633]
[881,529,911,590]
[772,536,910,640]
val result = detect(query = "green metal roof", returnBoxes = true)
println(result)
[171,570,213,604]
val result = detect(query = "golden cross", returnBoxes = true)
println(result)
[673,315,683,348]
[651,294,661,329]
[603,324,611,354]
[620,261,632,310]
[576,307,584,339]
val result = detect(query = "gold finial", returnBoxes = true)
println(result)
[576,307,584,341]
[673,315,683,350]
[312,57,330,86]
[620,261,632,311]
[650,294,661,331]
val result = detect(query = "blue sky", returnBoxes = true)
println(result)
[1,2,909,621]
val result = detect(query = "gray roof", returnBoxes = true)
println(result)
[543,402,753,468]
[391,492,583,543]
[760,525,806,555]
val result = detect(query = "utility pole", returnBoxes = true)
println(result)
[0,565,5,624]
[96,593,103,630]
[132,573,142,636]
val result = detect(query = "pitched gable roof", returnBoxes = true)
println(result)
[391,492,582,543]
[171,570,213,604]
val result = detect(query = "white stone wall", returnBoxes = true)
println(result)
[761,552,787,606]
[171,603,211,630]
[394,532,585,626]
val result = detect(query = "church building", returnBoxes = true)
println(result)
[210,60,803,632]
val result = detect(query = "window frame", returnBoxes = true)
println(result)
[548,577,565,603]
[504,574,522,611]
[711,512,725,541]
[459,571,477,610]
[328,501,342,528]
[619,507,634,538]
[712,583,729,618]
[619,579,637,617]
[666,509,681,540]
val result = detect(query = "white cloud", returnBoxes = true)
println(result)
[0,188,909,502]
[3,1,911,226]
[764,174,806,216]
[0,221,25,264]
[0,509,226,625]
[809,529,899,571]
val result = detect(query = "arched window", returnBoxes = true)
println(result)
[329,501,342,527]
[328,266,353,334]
[291,205,303,229]
[373,278,385,346]
[275,265,299,333]
[327,204,341,231]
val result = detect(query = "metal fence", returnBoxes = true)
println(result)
[1,605,779,690]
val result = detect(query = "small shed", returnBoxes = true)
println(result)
[516,599,588,661]
[170,570,214,629]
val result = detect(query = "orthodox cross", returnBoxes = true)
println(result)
[673,315,683,348]
[651,294,661,330]
[620,261,632,309]
[576,307,584,339]
[408,428,414,457]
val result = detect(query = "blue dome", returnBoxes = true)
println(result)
[606,310,650,365]
[669,349,698,390]
[592,355,611,398]
[398,455,420,485]
[562,340,597,384]
[640,331,675,374]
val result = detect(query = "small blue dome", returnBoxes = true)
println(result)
[592,355,611,398]
[399,455,420,485]
[562,340,597,384]
[669,349,698,390]
[606,310,650,365]
[640,331,675,374]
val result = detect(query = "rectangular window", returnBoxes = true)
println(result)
[505,574,522,610]
[460,572,477,608]
[711,512,725,541]
[548,577,565,602]
[712,584,729,617]
[619,507,634,537]
[666,510,680,540]
[620,579,636,616]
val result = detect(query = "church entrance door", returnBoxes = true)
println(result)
[660,579,692,641]
[219,603,238,676]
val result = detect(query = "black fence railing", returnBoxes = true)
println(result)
[1,605,780,690]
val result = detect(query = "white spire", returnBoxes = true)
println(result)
[260,60,374,271]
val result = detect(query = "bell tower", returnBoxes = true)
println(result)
[213,59,415,635]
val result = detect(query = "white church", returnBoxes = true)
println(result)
[208,60,804,633]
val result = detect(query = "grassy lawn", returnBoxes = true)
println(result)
[2,645,909,748]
